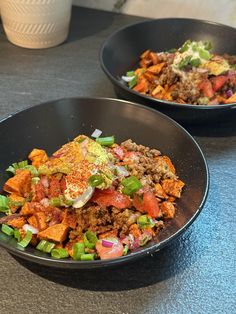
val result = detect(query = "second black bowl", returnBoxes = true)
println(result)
[100,18,236,125]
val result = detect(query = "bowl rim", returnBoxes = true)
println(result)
[0,96,209,269]
[100,17,236,110]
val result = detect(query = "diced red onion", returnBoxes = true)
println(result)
[91,128,102,138]
[102,239,114,248]
[115,165,129,177]
[226,89,233,98]
[23,224,39,234]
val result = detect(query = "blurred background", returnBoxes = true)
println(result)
[73,0,236,28]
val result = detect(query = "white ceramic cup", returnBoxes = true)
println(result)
[0,0,72,49]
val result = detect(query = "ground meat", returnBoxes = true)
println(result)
[157,66,179,86]
[120,140,176,190]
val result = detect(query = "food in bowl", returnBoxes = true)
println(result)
[122,40,236,105]
[0,133,184,261]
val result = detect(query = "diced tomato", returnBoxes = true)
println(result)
[48,177,61,198]
[91,188,131,209]
[211,75,228,91]
[113,145,125,160]
[95,239,124,259]
[133,194,145,213]
[198,79,214,98]
[133,191,159,218]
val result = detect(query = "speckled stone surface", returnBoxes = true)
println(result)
[0,7,236,314]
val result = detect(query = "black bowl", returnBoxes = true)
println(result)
[100,18,236,125]
[0,97,209,268]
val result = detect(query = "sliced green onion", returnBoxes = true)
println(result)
[0,195,10,213]
[14,229,21,242]
[32,177,40,185]
[80,253,95,261]
[43,241,56,253]
[139,232,152,246]
[72,242,85,260]
[51,248,69,259]
[126,71,135,77]
[36,240,55,253]
[204,41,212,50]
[128,76,137,88]
[190,58,201,67]
[6,160,28,175]
[88,174,104,187]
[8,198,25,208]
[123,244,129,256]
[121,176,142,196]
[199,49,211,60]
[36,240,47,251]
[96,136,115,147]
[1,224,14,236]
[18,230,32,248]
[179,40,191,53]
[178,55,192,69]
[24,165,38,177]
[83,231,98,249]
[49,197,62,207]
[137,215,155,229]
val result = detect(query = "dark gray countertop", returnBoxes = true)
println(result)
[0,6,235,314]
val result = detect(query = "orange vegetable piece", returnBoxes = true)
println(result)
[161,179,185,198]
[140,49,151,59]
[155,183,168,199]
[161,201,176,219]
[99,229,118,239]
[28,148,48,168]
[147,62,165,74]
[38,223,69,243]
[7,217,26,229]
[4,169,31,197]
[149,52,159,65]
[28,212,48,231]
[133,79,148,93]
[62,209,77,229]
[129,223,142,238]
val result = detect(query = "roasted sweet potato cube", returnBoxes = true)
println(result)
[133,79,148,93]
[28,212,47,231]
[7,217,26,229]
[155,183,168,199]
[28,148,48,168]
[161,201,176,219]
[38,223,69,243]
[162,156,176,174]
[129,223,141,238]
[4,169,31,197]
[20,202,35,215]
[140,49,151,59]
[162,179,185,198]
[99,229,118,239]
[147,63,165,74]
[62,209,77,229]
[149,52,159,65]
